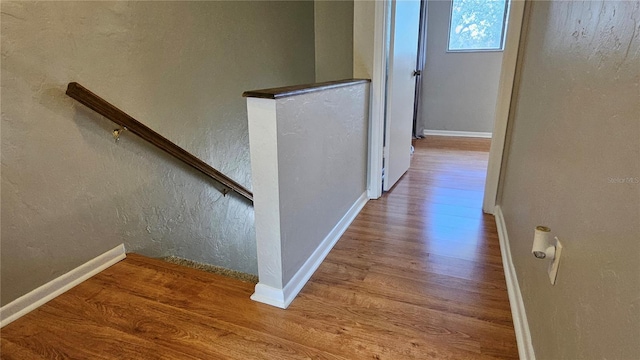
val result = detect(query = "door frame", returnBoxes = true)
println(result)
[482,0,527,213]
[367,0,390,199]
[412,0,429,138]
[367,0,527,213]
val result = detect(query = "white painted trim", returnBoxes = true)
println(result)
[367,0,390,200]
[423,130,492,138]
[483,0,527,214]
[494,206,535,360]
[0,244,126,328]
[247,97,284,290]
[251,192,368,309]
[250,283,286,308]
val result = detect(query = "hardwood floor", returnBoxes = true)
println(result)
[0,136,518,359]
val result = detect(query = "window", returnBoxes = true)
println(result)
[448,0,509,52]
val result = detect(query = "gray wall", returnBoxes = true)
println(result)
[276,84,369,284]
[1,1,315,306]
[420,0,503,133]
[314,0,354,82]
[498,1,640,359]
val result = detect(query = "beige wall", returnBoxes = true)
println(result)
[353,0,375,79]
[498,1,639,358]
[0,1,315,306]
[314,0,354,82]
[420,0,503,133]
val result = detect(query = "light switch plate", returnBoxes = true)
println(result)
[548,237,563,285]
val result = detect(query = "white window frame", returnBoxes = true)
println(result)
[447,0,511,53]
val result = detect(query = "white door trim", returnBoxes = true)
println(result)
[367,0,390,200]
[482,0,527,214]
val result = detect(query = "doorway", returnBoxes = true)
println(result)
[417,0,507,139]
[366,0,527,214]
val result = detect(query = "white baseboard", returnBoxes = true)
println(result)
[423,130,492,138]
[0,244,126,328]
[251,192,368,309]
[494,206,535,360]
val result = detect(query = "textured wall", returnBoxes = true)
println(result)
[499,1,640,358]
[275,83,369,284]
[353,0,376,79]
[1,1,315,306]
[314,0,354,82]
[420,0,503,133]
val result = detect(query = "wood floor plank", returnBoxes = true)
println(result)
[3,306,200,360]
[298,283,518,358]
[91,261,423,360]
[47,282,345,360]
[334,233,505,264]
[365,201,489,220]
[0,338,49,360]
[1,136,518,359]
[324,249,508,288]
